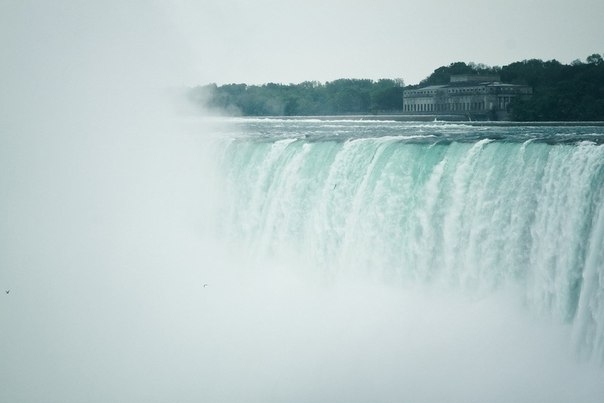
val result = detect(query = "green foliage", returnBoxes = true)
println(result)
[189,54,604,120]
[417,62,501,87]
[501,56,604,121]
[189,78,405,116]
[423,56,604,120]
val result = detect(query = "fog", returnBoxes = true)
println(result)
[1,2,603,402]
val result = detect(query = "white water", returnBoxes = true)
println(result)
[211,127,604,402]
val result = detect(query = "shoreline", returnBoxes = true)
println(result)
[242,114,604,126]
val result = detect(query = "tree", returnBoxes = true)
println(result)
[586,53,603,66]
[419,62,498,86]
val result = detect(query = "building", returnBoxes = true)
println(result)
[403,75,532,120]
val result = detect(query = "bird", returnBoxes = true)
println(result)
[5,290,9,294]
[202,283,208,288]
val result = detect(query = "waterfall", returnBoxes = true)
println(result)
[218,130,604,364]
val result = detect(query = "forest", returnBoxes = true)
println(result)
[188,54,604,121]
[188,78,405,116]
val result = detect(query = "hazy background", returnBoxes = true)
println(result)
[166,0,604,85]
[1,1,604,402]
[4,0,602,88]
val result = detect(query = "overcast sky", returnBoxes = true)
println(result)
[168,0,604,85]
[3,0,603,89]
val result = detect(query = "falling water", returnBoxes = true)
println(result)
[217,119,604,368]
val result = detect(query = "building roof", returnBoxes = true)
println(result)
[450,74,501,83]
[406,80,530,94]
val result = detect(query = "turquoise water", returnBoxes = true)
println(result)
[216,119,604,364]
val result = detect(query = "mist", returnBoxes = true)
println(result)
[1,2,603,402]
[0,2,217,400]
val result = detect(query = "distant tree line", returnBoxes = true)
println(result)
[188,54,604,120]
[188,79,405,116]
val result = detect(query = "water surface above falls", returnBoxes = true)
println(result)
[222,117,604,144]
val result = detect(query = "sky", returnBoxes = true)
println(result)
[1,0,603,88]
[0,0,604,90]
[167,0,604,85]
